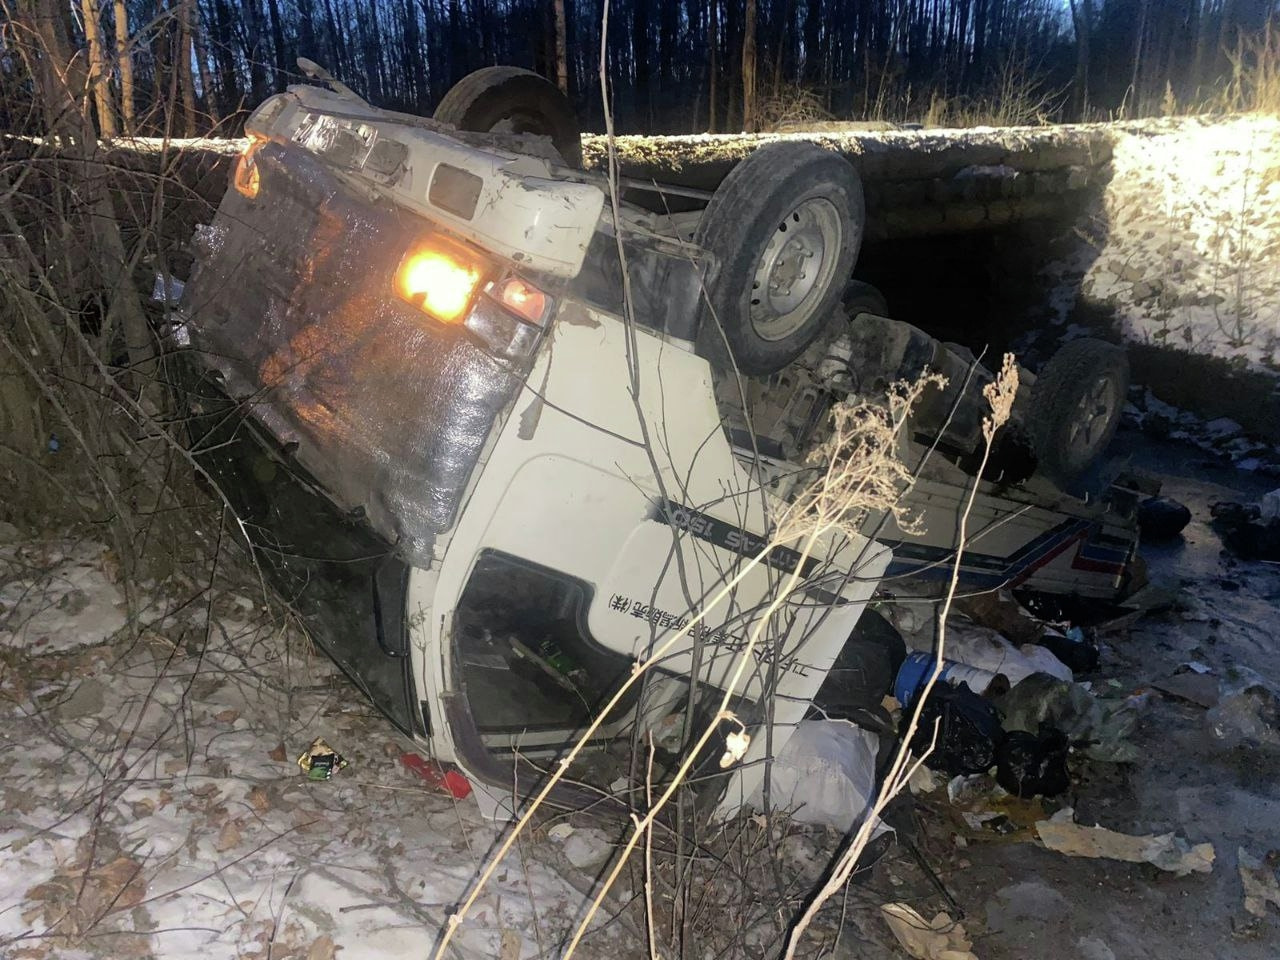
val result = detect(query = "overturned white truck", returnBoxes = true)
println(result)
[174,64,1142,815]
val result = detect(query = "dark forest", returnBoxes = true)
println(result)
[4,0,1280,137]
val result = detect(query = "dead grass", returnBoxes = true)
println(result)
[1222,23,1280,115]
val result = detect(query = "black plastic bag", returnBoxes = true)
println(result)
[903,681,1003,776]
[995,726,1070,798]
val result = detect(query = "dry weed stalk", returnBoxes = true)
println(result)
[776,377,943,544]
[557,378,942,958]
[783,354,1018,959]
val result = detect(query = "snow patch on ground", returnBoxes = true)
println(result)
[0,538,621,960]
[1082,116,1280,369]
[1125,388,1280,475]
[0,540,127,653]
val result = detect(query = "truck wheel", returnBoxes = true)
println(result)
[433,66,582,168]
[1029,338,1129,487]
[695,142,864,375]
[843,280,889,319]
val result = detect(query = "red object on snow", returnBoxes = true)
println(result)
[399,752,472,799]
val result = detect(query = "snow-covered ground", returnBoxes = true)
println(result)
[1070,115,1280,370]
[0,535,624,960]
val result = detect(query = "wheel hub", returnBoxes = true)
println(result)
[1068,377,1117,456]
[749,198,842,342]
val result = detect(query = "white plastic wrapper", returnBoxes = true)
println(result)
[752,720,886,835]
[941,622,1073,685]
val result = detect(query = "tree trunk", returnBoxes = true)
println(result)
[742,0,757,132]
[113,0,137,132]
[178,0,199,134]
[14,0,88,139]
[192,2,220,123]
[1068,0,1092,119]
[708,0,717,131]
[264,0,289,87]
[553,0,568,93]
[401,0,426,108]
[80,0,118,137]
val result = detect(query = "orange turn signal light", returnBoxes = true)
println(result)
[395,239,486,323]
[234,138,263,198]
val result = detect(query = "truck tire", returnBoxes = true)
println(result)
[695,142,865,375]
[1029,338,1129,487]
[843,280,889,319]
[433,66,582,168]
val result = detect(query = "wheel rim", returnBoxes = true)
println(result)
[1066,375,1119,462]
[748,198,843,342]
[487,110,548,137]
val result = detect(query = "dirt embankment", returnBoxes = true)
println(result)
[1051,115,1280,439]
[1084,115,1280,369]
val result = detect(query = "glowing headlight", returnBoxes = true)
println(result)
[395,234,554,361]
[395,240,486,323]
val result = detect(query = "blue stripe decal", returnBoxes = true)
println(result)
[879,517,1092,587]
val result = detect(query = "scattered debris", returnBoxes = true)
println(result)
[909,766,942,795]
[995,727,1070,798]
[1031,625,1099,674]
[895,651,1007,704]
[1239,848,1280,918]
[1035,808,1215,876]
[1212,500,1280,562]
[297,737,348,780]
[943,621,1073,685]
[400,752,472,799]
[560,828,613,871]
[946,774,990,805]
[1206,677,1280,751]
[547,822,575,842]
[954,590,1043,646]
[880,902,979,960]
[1137,496,1193,540]
[996,674,1140,763]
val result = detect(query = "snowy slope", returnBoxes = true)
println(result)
[1081,115,1280,370]
[0,536,628,960]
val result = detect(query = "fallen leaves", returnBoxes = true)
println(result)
[23,853,148,940]
[249,784,272,813]
[306,934,338,960]
[216,819,242,853]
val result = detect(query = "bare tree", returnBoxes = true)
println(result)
[191,2,219,124]
[112,0,137,133]
[553,0,568,93]
[1068,0,1093,117]
[177,0,199,134]
[79,0,118,136]
[708,0,718,131]
[742,0,757,131]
